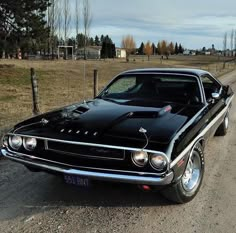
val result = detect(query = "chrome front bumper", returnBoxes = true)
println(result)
[1,148,174,185]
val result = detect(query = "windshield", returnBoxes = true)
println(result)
[99,73,201,105]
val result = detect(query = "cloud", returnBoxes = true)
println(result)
[71,0,236,49]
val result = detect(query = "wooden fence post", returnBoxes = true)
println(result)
[30,68,40,115]
[94,69,98,98]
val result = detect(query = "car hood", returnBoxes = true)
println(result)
[12,99,202,149]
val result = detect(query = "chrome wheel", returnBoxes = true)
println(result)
[182,151,201,192]
[224,115,229,130]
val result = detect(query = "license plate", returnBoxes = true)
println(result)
[64,174,90,187]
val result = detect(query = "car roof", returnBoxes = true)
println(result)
[121,68,208,77]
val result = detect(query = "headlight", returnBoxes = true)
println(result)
[23,137,37,151]
[132,151,148,167]
[9,135,23,150]
[150,153,168,171]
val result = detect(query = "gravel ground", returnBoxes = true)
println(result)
[0,70,236,233]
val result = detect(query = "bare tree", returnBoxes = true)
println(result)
[121,35,136,62]
[56,0,62,44]
[234,29,236,57]
[63,0,71,58]
[75,0,80,49]
[168,42,175,55]
[230,29,234,56]
[47,0,57,59]
[160,40,168,57]
[144,41,152,61]
[82,0,92,59]
[223,32,227,56]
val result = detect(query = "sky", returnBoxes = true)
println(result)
[72,0,236,50]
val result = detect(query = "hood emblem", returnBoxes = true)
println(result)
[139,127,147,134]
[139,127,149,149]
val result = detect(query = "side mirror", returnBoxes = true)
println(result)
[211,92,220,99]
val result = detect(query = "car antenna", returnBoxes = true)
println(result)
[139,127,149,149]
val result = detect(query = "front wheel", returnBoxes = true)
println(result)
[161,143,205,204]
[215,113,229,136]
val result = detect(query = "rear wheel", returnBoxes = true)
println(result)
[161,143,204,204]
[215,113,229,136]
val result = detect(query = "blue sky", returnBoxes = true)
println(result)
[71,0,236,50]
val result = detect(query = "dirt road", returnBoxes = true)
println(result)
[0,70,236,233]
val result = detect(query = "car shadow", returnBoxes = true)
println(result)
[43,174,172,208]
[0,168,175,222]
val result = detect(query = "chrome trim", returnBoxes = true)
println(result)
[4,147,162,176]
[1,149,174,185]
[170,94,234,168]
[6,133,164,155]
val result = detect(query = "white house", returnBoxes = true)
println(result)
[183,50,190,55]
[116,48,126,58]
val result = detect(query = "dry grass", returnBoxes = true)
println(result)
[0,55,235,130]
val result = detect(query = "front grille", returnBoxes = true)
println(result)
[46,141,125,160]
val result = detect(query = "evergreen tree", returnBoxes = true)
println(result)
[89,37,94,46]
[101,39,116,59]
[138,42,144,55]
[152,43,156,55]
[100,35,104,44]
[157,42,161,55]
[76,33,85,48]
[0,0,50,56]
[175,42,179,54]
[111,43,116,58]
[104,35,112,44]
[178,43,184,53]
[94,35,100,46]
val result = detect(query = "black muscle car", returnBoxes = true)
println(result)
[1,68,234,203]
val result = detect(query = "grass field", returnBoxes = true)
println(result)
[0,55,235,131]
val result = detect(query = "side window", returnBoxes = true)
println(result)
[201,75,221,100]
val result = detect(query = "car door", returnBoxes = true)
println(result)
[200,74,225,136]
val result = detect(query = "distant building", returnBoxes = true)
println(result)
[183,50,196,56]
[205,51,211,55]
[183,50,190,55]
[116,48,126,58]
[76,46,126,59]
[76,46,101,59]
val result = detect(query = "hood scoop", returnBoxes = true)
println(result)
[128,111,158,118]
[73,106,89,115]
[128,105,172,119]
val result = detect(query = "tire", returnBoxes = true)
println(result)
[215,113,229,136]
[161,143,205,204]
